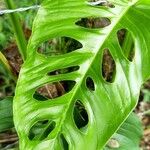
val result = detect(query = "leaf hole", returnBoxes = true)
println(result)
[87,0,115,8]
[102,49,116,83]
[33,81,76,101]
[73,100,89,131]
[37,37,82,56]
[86,77,95,91]
[60,134,69,150]
[28,120,56,140]
[76,17,111,29]
[117,29,135,62]
[48,66,80,76]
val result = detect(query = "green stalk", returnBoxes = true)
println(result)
[0,51,17,82]
[4,0,27,61]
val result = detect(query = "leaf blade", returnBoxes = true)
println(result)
[14,0,150,149]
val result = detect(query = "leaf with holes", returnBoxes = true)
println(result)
[14,0,150,149]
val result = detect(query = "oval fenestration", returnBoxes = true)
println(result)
[117,29,135,62]
[60,134,69,150]
[76,17,111,29]
[87,0,115,8]
[48,66,80,76]
[73,100,89,131]
[37,37,83,56]
[102,49,116,83]
[28,120,56,141]
[86,77,95,91]
[33,81,76,101]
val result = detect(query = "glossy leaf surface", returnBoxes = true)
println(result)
[14,0,150,149]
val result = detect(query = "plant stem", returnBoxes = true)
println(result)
[0,51,17,82]
[4,0,27,61]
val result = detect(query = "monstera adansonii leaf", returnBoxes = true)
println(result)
[13,0,150,149]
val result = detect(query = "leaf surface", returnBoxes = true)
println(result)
[14,0,150,149]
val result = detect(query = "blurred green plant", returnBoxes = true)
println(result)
[13,0,150,149]
[0,97,13,132]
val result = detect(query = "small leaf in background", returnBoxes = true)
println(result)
[0,96,14,132]
[105,113,143,150]
[0,33,7,48]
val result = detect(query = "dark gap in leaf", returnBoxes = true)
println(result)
[87,0,115,8]
[28,120,55,140]
[40,121,56,140]
[33,81,76,101]
[86,77,95,91]
[37,37,82,56]
[60,134,69,150]
[62,80,76,93]
[73,100,88,130]
[76,17,111,29]
[117,29,135,62]
[117,29,127,46]
[102,49,116,82]
[48,66,80,76]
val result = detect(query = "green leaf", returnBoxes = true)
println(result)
[0,33,6,46]
[0,97,14,132]
[105,113,142,150]
[13,0,150,149]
